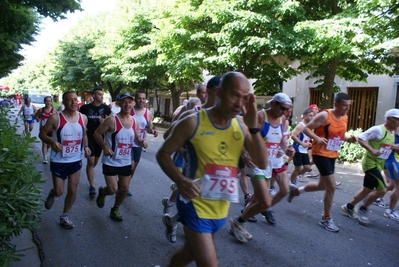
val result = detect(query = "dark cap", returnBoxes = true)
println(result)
[206,76,222,90]
[118,92,134,100]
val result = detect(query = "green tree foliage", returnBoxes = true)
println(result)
[3,0,399,111]
[292,0,399,108]
[0,0,81,78]
[50,17,105,93]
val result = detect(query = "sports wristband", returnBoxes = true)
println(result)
[249,128,260,134]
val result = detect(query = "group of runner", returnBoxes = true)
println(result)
[16,72,399,266]
[156,72,399,267]
[30,88,157,229]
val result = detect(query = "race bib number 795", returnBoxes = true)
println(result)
[200,164,239,203]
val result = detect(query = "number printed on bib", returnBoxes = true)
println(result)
[115,143,132,160]
[326,136,343,151]
[62,140,81,157]
[200,164,239,203]
[378,143,392,159]
[266,142,280,158]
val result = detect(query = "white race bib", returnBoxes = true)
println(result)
[326,137,343,151]
[200,164,239,203]
[378,143,392,159]
[62,140,81,158]
[266,142,280,158]
[115,143,132,160]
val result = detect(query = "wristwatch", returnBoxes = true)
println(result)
[249,128,260,134]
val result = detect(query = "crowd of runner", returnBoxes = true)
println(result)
[13,71,399,267]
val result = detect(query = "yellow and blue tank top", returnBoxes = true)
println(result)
[183,109,244,219]
[386,134,399,163]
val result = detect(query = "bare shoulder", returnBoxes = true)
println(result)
[46,112,59,126]
[80,113,88,123]
[172,112,198,137]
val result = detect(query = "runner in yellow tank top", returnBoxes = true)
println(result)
[157,72,268,266]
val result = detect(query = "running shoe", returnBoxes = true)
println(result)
[356,209,370,225]
[261,210,276,225]
[373,198,388,208]
[162,214,177,243]
[269,187,277,197]
[240,208,257,223]
[110,207,123,222]
[89,186,96,197]
[307,170,319,178]
[318,217,339,232]
[383,209,399,222]
[44,192,54,210]
[162,197,173,215]
[297,175,304,182]
[60,214,74,229]
[335,181,342,186]
[96,187,106,208]
[287,184,298,203]
[229,218,252,243]
[340,204,358,219]
[42,157,48,164]
[241,194,257,223]
[126,189,133,196]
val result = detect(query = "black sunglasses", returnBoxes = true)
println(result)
[278,103,289,111]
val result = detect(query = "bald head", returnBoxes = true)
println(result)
[196,84,207,104]
[221,72,250,93]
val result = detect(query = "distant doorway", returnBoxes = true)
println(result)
[347,87,378,130]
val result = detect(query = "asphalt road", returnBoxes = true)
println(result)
[9,107,399,267]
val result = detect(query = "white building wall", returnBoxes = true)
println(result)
[283,59,398,126]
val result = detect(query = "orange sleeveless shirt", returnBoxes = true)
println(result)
[312,109,348,159]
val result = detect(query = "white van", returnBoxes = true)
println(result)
[23,89,52,108]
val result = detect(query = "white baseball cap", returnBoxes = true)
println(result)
[267,93,293,106]
[385,108,399,119]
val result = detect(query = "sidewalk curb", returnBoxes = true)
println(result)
[9,229,42,267]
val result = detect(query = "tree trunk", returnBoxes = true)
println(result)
[320,57,338,109]
[168,80,185,114]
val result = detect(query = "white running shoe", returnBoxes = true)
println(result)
[356,209,370,225]
[373,198,388,208]
[319,217,339,232]
[229,218,252,243]
[384,209,399,222]
[340,204,358,219]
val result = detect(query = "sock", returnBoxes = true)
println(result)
[359,206,367,212]
[244,193,251,200]
[322,214,331,220]
[347,203,354,210]
[298,186,305,194]
[167,199,173,206]
[294,188,300,196]
[238,217,245,223]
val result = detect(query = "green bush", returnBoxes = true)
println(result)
[0,107,44,266]
[338,128,365,163]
